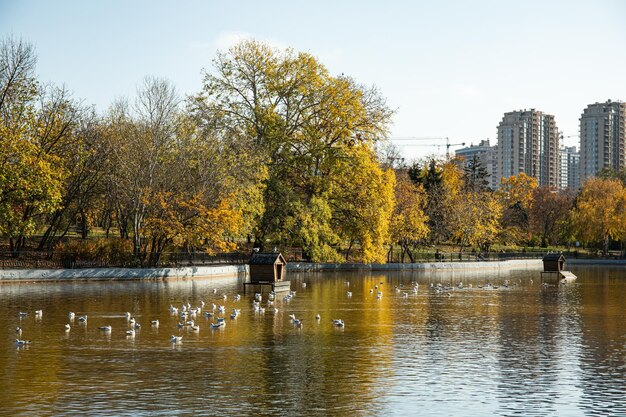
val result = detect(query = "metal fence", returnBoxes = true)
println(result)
[0,251,250,269]
[0,249,619,269]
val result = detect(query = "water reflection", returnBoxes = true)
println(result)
[575,267,626,416]
[1,267,626,415]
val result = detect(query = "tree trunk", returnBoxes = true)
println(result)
[345,240,354,261]
[80,208,88,239]
[407,247,415,263]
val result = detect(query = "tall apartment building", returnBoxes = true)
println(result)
[559,146,580,190]
[455,139,498,189]
[496,109,560,188]
[579,100,626,183]
[488,144,498,190]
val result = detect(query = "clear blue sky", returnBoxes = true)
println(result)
[2,0,625,159]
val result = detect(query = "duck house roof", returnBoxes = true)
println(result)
[249,253,286,265]
[542,253,565,262]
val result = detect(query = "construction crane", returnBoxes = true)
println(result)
[560,133,579,148]
[445,137,466,159]
[389,137,466,159]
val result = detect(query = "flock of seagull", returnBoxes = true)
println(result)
[12,278,527,347]
[12,286,350,347]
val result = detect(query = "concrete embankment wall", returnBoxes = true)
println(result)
[287,259,543,272]
[567,259,626,266]
[0,259,543,283]
[0,265,248,283]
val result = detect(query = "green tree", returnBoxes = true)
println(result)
[409,158,461,245]
[462,154,490,192]
[194,40,393,261]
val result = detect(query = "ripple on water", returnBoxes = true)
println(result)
[1,268,626,415]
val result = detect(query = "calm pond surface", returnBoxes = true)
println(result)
[1,266,626,416]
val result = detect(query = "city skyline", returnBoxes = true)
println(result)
[1,0,625,160]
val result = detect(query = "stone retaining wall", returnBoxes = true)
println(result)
[0,265,248,282]
[287,259,543,272]
[0,259,548,283]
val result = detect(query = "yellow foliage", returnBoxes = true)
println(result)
[572,177,626,251]
[498,173,538,210]
[334,145,395,263]
[390,174,429,245]
[142,191,243,255]
[0,129,65,237]
[450,191,502,249]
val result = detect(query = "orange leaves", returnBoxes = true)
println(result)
[140,190,243,255]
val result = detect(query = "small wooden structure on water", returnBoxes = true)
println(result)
[243,252,291,294]
[541,253,577,283]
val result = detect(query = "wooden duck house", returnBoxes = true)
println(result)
[541,253,576,283]
[249,252,286,282]
[542,253,565,272]
[244,252,290,293]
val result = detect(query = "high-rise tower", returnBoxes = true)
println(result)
[496,109,560,188]
[579,100,626,183]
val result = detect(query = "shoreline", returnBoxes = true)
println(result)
[0,258,622,283]
[0,265,248,283]
[286,259,543,272]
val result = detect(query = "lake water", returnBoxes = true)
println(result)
[1,266,626,416]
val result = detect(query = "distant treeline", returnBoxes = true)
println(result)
[1,36,622,266]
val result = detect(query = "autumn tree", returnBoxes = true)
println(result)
[449,190,501,253]
[105,77,265,266]
[389,171,429,262]
[194,40,394,262]
[410,158,463,245]
[496,173,538,245]
[332,146,396,263]
[0,37,67,254]
[528,187,574,247]
[438,159,502,254]
[571,177,626,254]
